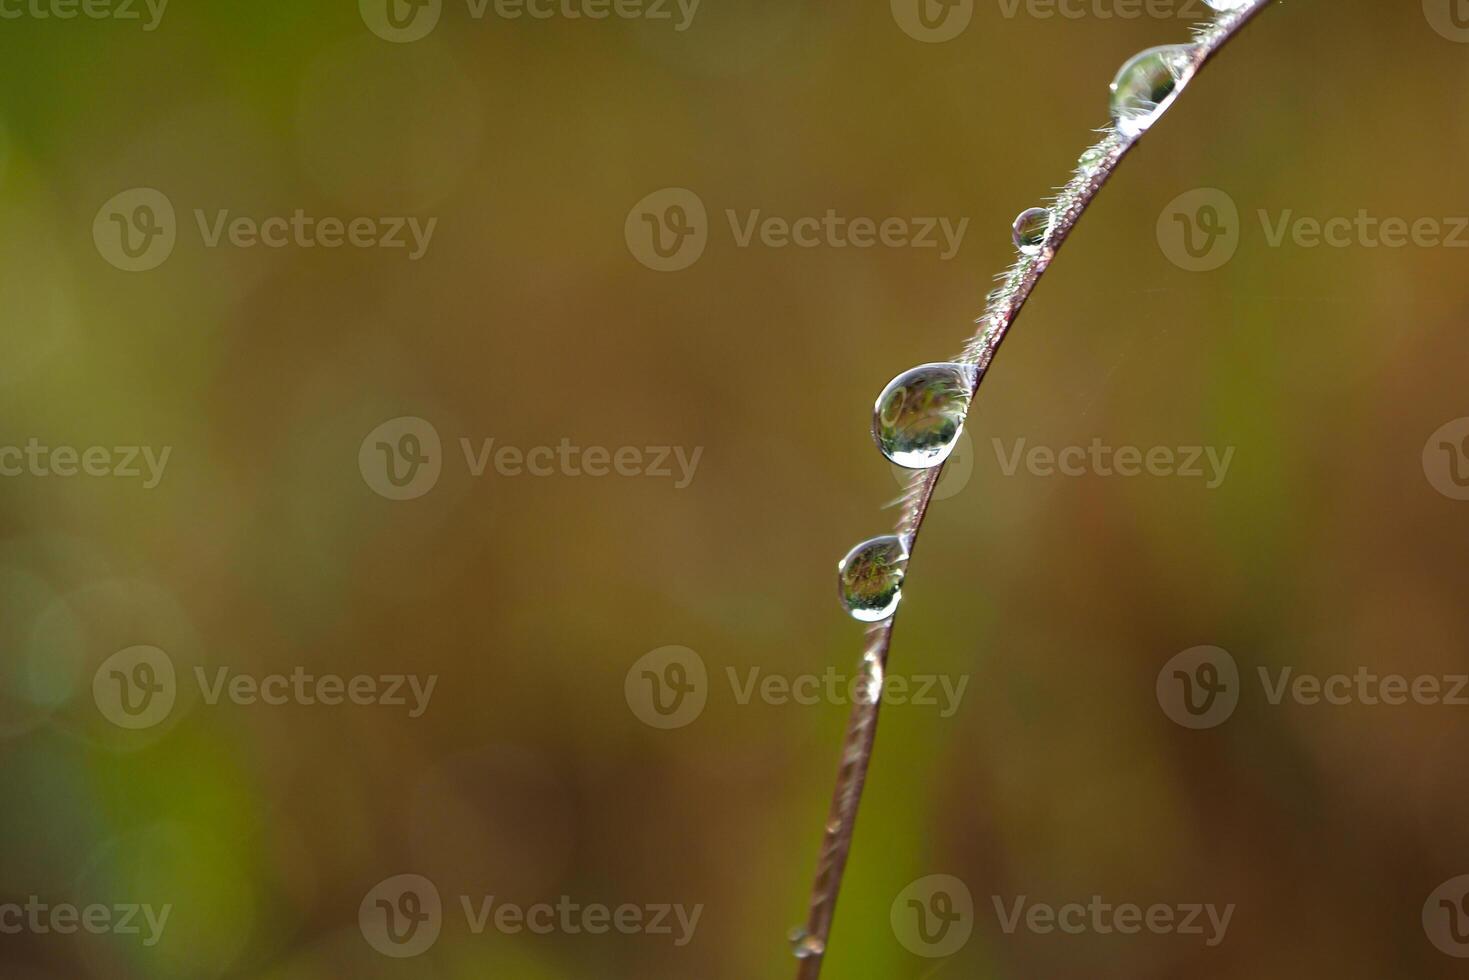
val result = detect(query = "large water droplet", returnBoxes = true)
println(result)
[1011,207,1052,255]
[872,362,978,469]
[789,928,826,960]
[837,535,909,623]
[1109,44,1194,139]
[1203,0,1251,9]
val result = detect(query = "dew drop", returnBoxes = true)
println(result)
[1078,145,1106,169]
[789,928,826,960]
[837,535,909,623]
[872,362,978,469]
[1011,207,1052,255]
[1109,44,1195,139]
[1202,0,1251,9]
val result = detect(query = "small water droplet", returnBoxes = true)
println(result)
[837,535,909,623]
[872,362,979,469]
[789,928,826,960]
[1109,44,1195,139]
[1202,0,1251,9]
[1011,207,1052,255]
[1078,145,1106,169]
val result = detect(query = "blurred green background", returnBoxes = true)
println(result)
[3,0,1469,976]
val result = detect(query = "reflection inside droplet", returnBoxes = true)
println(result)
[837,535,909,623]
[873,362,979,469]
[1109,44,1195,139]
[1011,207,1053,255]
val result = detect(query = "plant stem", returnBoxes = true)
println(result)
[793,5,1272,976]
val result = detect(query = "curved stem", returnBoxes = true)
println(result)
[793,5,1273,976]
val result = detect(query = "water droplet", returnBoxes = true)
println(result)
[1109,44,1195,139]
[789,928,826,960]
[1078,145,1106,169]
[1011,207,1052,255]
[1202,0,1251,9]
[872,362,979,469]
[837,535,909,623]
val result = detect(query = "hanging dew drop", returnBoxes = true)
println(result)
[1109,44,1195,139]
[789,928,826,960]
[837,535,909,623]
[872,362,979,469]
[1011,207,1053,255]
